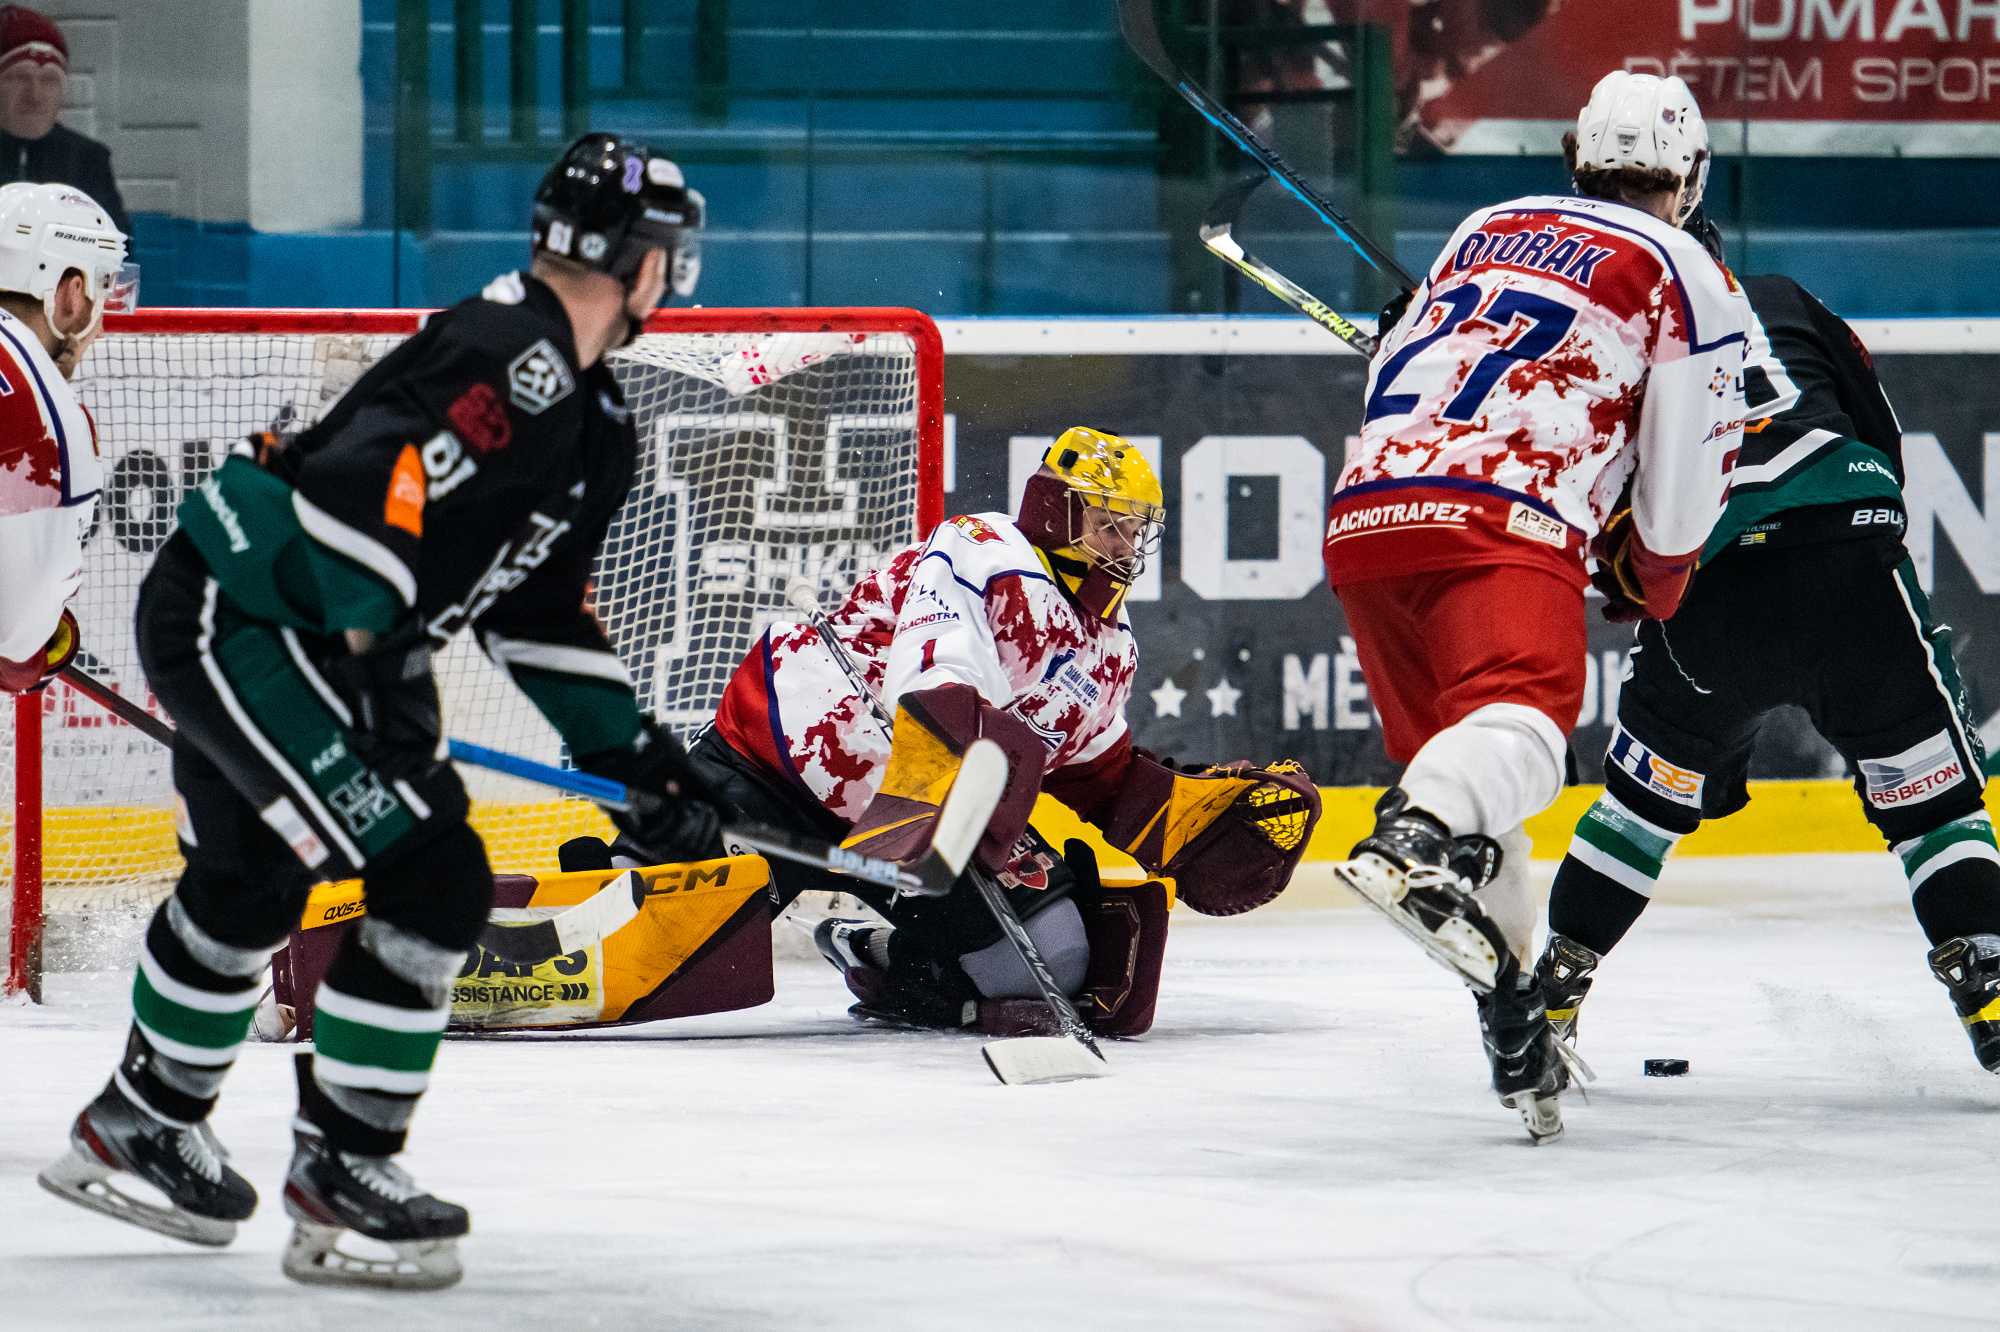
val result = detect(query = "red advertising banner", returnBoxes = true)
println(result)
[1403,0,2000,155]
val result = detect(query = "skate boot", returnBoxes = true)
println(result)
[38,1073,257,1246]
[1334,788,1509,990]
[281,1119,468,1291]
[1535,933,1602,1045]
[811,916,975,1029]
[1928,934,2000,1072]
[1476,960,1570,1145]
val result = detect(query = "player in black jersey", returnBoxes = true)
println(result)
[38,134,722,1290]
[1536,213,2000,1078]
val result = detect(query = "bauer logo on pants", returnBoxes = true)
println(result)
[507,339,575,414]
[1607,725,1705,808]
[1859,730,1966,809]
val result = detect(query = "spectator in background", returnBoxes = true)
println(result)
[0,6,127,235]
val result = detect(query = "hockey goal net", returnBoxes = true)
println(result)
[3,307,943,996]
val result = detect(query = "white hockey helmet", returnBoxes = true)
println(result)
[1573,71,1709,222]
[0,182,135,332]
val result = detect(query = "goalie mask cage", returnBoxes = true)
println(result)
[3,306,944,998]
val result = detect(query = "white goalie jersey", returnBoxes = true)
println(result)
[714,512,1138,825]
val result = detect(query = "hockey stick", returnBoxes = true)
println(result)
[475,868,646,963]
[785,579,1107,1084]
[443,739,940,896]
[1200,168,1379,355]
[58,664,174,746]
[1117,0,1419,292]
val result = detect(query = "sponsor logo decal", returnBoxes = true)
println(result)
[1607,725,1705,808]
[579,233,608,261]
[259,796,328,869]
[1325,498,1473,542]
[320,899,365,924]
[420,429,478,500]
[446,381,512,454]
[1849,506,1904,528]
[197,476,251,553]
[327,771,400,836]
[1860,731,1966,809]
[507,339,575,415]
[1505,501,1568,548]
[384,443,426,536]
[545,219,573,256]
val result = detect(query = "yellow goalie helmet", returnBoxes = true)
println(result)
[1018,426,1166,620]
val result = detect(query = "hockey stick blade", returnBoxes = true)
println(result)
[58,664,175,746]
[1118,0,1417,291]
[982,1035,1108,1086]
[476,869,645,963]
[1200,168,1377,355]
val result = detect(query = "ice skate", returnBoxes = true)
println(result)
[281,1119,468,1291]
[1928,934,2000,1072]
[1477,961,1575,1144]
[1333,788,1508,991]
[1535,933,1602,1044]
[38,1073,257,1247]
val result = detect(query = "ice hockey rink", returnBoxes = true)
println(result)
[1,850,1989,1331]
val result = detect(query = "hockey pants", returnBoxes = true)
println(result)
[120,534,492,1154]
[1551,534,2000,955]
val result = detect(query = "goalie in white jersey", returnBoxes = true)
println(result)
[1325,72,1752,1140]
[0,182,130,694]
[643,428,1321,1034]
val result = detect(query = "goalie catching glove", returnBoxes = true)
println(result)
[1100,753,1321,915]
[843,682,1045,873]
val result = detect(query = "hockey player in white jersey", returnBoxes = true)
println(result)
[0,182,130,695]
[1324,72,1752,1140]
[648,428,1322,1033]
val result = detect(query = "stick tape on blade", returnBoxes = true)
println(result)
[983,1036,1111,1086]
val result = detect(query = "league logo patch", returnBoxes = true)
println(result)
[1607,725,1704,808]
[507,339,575,415]
[947,514,1004,543]
[1860,731,1966,809]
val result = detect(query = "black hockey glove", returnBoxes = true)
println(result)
[576,717,735,865]
[325,625,446,779]
[1376,288,1415,351]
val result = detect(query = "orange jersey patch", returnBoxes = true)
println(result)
[384,443,426,536]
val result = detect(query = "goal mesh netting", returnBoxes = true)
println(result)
[1,310,938,968]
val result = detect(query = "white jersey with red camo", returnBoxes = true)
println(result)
[713,512,1138,824]
[1341,193,1750,564]
[0,308,99,661]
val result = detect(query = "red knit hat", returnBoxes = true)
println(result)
[0,7,66,75]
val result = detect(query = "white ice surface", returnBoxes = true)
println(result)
[4,853,1997,1331]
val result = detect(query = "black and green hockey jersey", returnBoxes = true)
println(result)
[174,271,645,759]
[1702,274,1905,563]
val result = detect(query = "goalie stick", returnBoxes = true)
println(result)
[785,579,1107,1084]
[1117,0,1419,293]
[58,664,174,746]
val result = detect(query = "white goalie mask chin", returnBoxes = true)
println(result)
[1574,71,1710,223]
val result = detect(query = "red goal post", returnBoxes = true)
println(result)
[4,305,945,999]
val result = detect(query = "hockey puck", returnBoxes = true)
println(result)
[1644,1058,1689,1077]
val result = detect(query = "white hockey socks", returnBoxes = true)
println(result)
[1401,702,1568,839]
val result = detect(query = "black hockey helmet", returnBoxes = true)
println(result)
[531,133,704,298]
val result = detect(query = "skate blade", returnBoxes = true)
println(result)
[1330,858,1500,992]
[983,1035,1108,1086]
[1503,1093,1564,1145]
[283,1222,463,1292]
[37,1144,239,1248]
